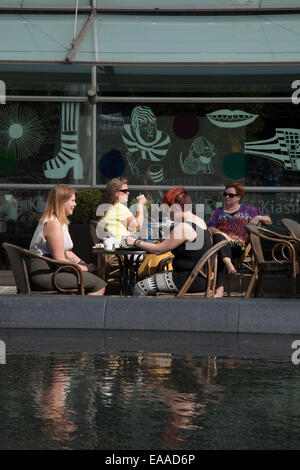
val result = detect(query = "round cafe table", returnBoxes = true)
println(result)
[92,246,146,296]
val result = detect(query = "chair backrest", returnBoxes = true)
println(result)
[177,239,229,296]
[245,223,299,266]
[235,241,252,270]
[2,242,31,293]
[90,220,99,245]
[244,224,266,264]
[3,242,86,295]
[191,239,229,278]
[281,218,300,239]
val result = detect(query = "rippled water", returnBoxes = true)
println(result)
[1,330,300,450]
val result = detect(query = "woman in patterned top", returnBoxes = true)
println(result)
[208,182,272,297]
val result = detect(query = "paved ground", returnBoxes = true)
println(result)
[0,286,16,294]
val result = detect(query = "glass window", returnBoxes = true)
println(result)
[97,0,300,8]
[96,102,300,187]
[0,188,49,269]
[98,65,300,98]
[0,64,91,96]
[0,101,92,184]
[0,1,90,8]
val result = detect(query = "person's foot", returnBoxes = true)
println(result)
[214,286,224,298]
[228,268,237,276]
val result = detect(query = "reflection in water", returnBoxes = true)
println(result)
[35,366,76,446]
[1,333,300,450]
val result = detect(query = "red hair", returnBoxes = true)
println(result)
[162,187,192,209]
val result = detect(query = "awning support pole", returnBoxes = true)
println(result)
[65,8,97,64]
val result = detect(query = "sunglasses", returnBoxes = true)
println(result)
[223,192,238,198]
[119,189,129,194]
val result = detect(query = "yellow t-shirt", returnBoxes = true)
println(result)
[97,202,132,242]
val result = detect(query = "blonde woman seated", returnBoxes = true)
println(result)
[125,187,211,296]
[29,184,106,295]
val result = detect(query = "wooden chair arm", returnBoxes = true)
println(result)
[246,225,298,274]
[22,247,82,269]
[24,248,85,293]
[53,264,85,294]
[254,225,299,244]
[156,255,175,273]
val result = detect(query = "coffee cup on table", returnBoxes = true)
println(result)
[103,237,118,251]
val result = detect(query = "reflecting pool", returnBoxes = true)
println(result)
[0,329,300,450]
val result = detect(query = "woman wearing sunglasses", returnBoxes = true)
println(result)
[96,177,147,242]
[208,182,272,297]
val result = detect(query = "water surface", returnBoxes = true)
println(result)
[0,330,300,450]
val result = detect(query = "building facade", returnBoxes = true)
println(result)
[0,0,300,258]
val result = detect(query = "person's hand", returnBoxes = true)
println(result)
[78,264,88,272]
[136,194,147,205]
[126,236,136,247]
[78,263,97,272]
[250,215,261,226]
[87,263,98,272]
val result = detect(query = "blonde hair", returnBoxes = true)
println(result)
[40,184,77,226]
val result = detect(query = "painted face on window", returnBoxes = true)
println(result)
[139,122,157,142]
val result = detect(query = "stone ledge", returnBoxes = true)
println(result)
[0,295,300,334]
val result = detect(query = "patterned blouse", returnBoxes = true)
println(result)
[207,204,264,249]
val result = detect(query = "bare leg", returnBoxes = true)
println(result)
[87,287,106,296]
[214,285,224,298]
[222,256,237,275]
[214,257,237,297]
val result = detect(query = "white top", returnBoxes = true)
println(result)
[30,217,73,256]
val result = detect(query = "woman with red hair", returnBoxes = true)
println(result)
[125,187,211,296]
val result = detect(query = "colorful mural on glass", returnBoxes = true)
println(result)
[206,109,258,128]
[245,128,300,171]
[96,103,300,187]
[121,106,170,182]
[43,102,83,180]
[179,136,215,175]
[0,104,45,176]
[1,102,299,188]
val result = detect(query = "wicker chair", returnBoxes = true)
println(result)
[281,218,300,240]
[156,239,229,297]
[2,242,85,295]
[155,254,175,273]
[244,224,299,298]
[89,220,120,282]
